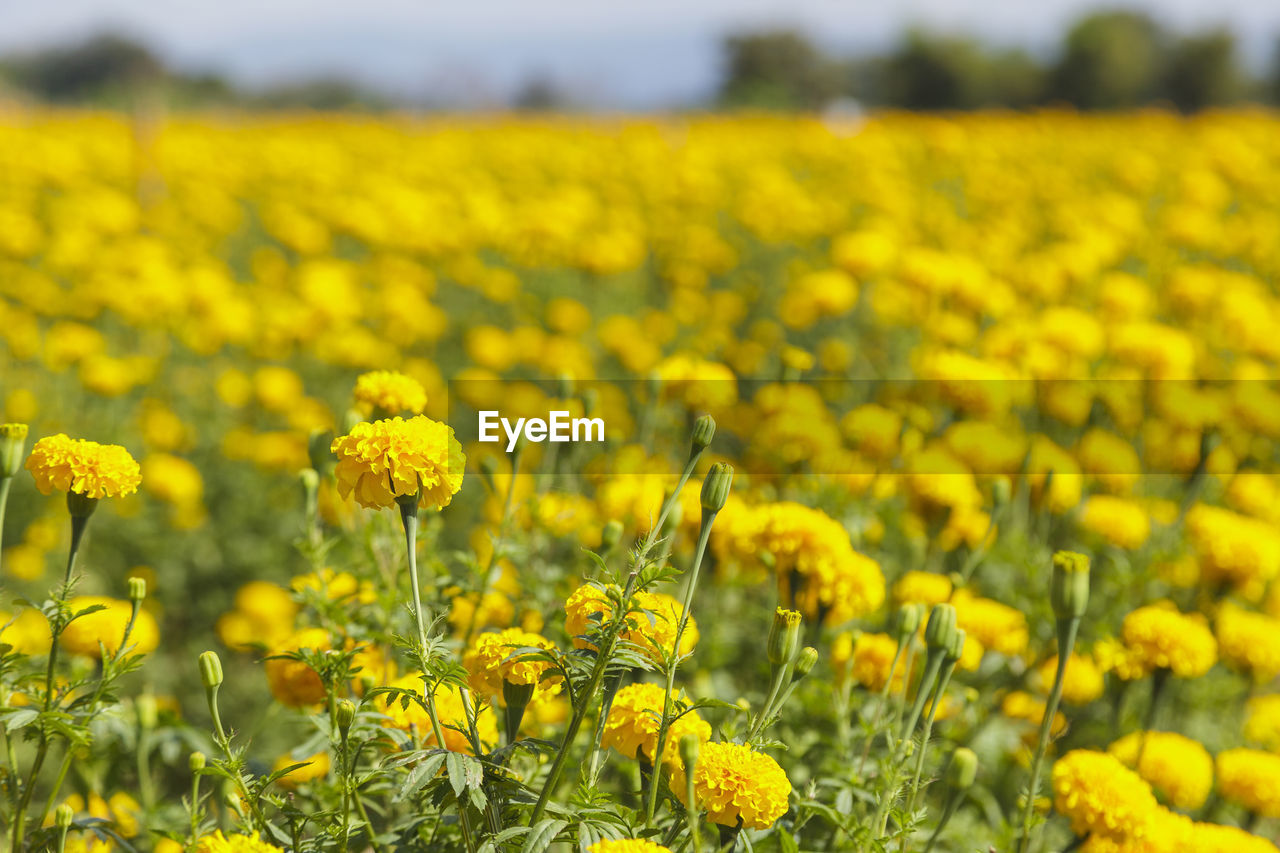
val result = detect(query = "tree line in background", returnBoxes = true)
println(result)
[1,9,1279,112]
[723,11,1280,112]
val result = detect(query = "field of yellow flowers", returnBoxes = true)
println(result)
[3,108,1280,852]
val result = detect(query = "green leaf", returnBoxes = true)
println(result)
[3,708,38,732]
[445,751,468,799]
[521,818,568,853]
[398,753,446,802]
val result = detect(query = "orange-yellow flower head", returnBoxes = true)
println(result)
[602,683,711,764]
[465,627,561,703]
[1216,748,1280,818]
[1051,750,1159,842]
[1120,603,1217,679]
[330,416,464,510]
[353,370,427,417]
[60,596,159,658]
[563,583,697,663]
[670,741,791,831]
[25,434,141,500]
[1107,731,1213,810]
[195,831,284,853]
[588,842,672,853]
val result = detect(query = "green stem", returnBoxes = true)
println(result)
[923,792,960,853]
[644,511,716,821]
[0,477,11,575]
[531,455,698,826]
[1135,668,1170,768]
[1016,617,1081,853]
[686,761,702,853]
[858,637,906,778]
[908,660,957,814]
[189,770,202,850]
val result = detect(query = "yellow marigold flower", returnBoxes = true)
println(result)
[602,683,711,764]
[1094,638,1151,681]
[752,502,885,624]
[465,628,561,702]
[1076,428,1142,495]
[1185,504,1280,599]
[1216,603,1280,682]
[1052,750,1159,842]
[1121,603,1216,679]
[1038,653,1105,706]
[264,628,330,708]
[195,831,285,853]
[140,453,203,507]
[1217,748,1280,817]
[1108,731,1213,810]
[3,543,46,581]
[0,608,51,654]
[950,589,1028,657]
[892,571,952,606]
[903,445,982,511]
[840,403,902,462]
[330,416,464,510]
[60,596,159,658]
[1190,820,1280,853]
[563,583,697,663]
[835,632,905,692]
[378,676,497,753]
[588,841,672,853]
[1003,691,1067,738]
[25,434,141,499]
[292,568,375,604]
[670,741,791,831]
[1080,496,1151,550]
[353,370,427,417]
[1245,694,1280,751]
[272,752,330,788]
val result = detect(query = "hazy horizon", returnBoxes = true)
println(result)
[2,0,1277,108]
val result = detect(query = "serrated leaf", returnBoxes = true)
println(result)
[445,751,468,799]
[398,752,446,802]
[521,818,568,853]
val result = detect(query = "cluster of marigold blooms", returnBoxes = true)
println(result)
[2,111,1280,851]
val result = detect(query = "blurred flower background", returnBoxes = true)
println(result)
[3,2,1280,852]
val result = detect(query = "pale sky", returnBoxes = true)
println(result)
[1,0,1276,107]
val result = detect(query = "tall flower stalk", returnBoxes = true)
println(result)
[1016,551,1090,853]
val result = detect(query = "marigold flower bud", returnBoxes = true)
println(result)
[136,693,158,729]
[691,414,716,452]
[128,576,147,603]
[0,423,27,479]
[1051,551,1091,622]
[299,467,319,497]
[189,751,206,772]
[335,699,356,737]
[895,603,923,641]
[925,603,958,652]
[679,733,700,771]
[54,803,74,831]
[992,476,1012,507]
[767,608,803,667]
[556,373,576,400]
[199,650,224,689]
[946,629,966,664]
[662,498,684,537]
[794,646,819,677]
[601,519,624,551]
[700,462,734,514]
[947,747,978,790]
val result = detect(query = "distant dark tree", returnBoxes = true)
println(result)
[1049,10,1164,108]
[883,31,987,109]
[876,32,1044,110]
[718,30,846,110]
[250,77,388,111]
[1163,29,1243,111]
[513,76,567,111]
[981,49,1046,107]
[2,33,162,102]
